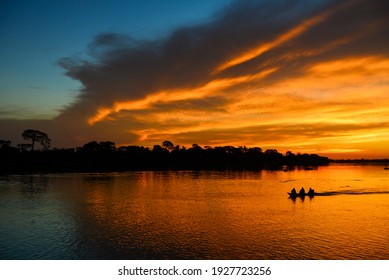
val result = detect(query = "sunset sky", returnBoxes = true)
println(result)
[1,0,389,159]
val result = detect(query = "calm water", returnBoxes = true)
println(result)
[1,165,389,260]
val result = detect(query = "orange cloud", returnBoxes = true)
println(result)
[122,52,389,158]
[87,68,276,125]
[309,56,389,76]
[214,10,332,73]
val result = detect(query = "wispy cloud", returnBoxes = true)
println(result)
[214,7,335,73]
[0,106,53,120]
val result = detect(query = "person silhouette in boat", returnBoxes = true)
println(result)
[307,187,315,196]
[299,187,306,196]
[290,188,297,196]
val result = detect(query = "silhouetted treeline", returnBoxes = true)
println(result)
[0,140,329,174]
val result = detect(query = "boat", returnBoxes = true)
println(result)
[288,192,315,199]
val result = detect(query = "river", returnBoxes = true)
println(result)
[1,164,389,259]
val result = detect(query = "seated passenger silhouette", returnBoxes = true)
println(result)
[307,187,315,196]
[299,187,306,196]
[290,188,297,196]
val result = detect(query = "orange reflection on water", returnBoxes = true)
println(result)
[75,168,389,259]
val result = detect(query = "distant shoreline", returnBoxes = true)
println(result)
[330,159,389,165]
[1,143,330,174]
[3,141,389,175]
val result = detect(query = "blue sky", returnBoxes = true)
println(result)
[0,0,230,118]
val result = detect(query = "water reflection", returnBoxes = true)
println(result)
[19,175,49,197]
[0,175,78,259]
[1,166,389,259]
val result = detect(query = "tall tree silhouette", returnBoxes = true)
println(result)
[162,140,174,151]
[22,129,51,151]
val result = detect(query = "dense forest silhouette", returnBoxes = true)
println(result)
[0,129,330,174]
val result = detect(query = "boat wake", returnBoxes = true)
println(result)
[315,190,389,196]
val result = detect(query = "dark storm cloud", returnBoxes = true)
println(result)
[57,0,333,115]
[58,0,389,121]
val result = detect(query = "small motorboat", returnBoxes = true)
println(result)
[288,191,315,199]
